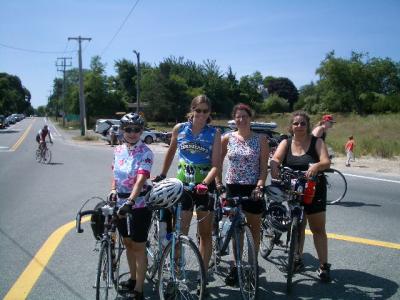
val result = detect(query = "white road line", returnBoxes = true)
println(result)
[343,173,400,184]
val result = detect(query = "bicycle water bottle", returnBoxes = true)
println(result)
[303,177,316,205]
[162,232,173,248]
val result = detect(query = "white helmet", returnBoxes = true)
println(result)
[146,178,183,208]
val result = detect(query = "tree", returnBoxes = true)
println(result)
[265,77,298,111]
[0,73,32,115]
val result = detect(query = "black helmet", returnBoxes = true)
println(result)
[120,112,144,129]
[90,201,106,240]
[265,202,291,233]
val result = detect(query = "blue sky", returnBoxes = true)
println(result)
[1,0,399,109]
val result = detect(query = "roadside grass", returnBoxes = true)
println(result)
[150,113,400,159]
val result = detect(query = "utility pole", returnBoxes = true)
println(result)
[133,50,140,113]
[56,57,72,127]
[68,36,91,136]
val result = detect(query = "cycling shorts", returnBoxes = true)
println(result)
[117,207,152,242]
[226,184,264,215]
[303,180,327,215]
[181,183,215,212]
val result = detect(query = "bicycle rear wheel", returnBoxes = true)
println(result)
[146,212,160,282]
[326,168,347,204]
[236,225,259,300]
[96,242,112,300]
[286,217,299,294]
[158,235,206,300]
[35,149,42,162]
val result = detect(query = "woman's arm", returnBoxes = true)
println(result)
[270,139,288,179]
[215,133,229,186]
[312,126,323,138]
[202,129,221,185]
[159,123,180,177]
[307,138,331,178]
[257,134,269,187]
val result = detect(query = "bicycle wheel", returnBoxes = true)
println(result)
[96,242,112,300]
[286,216,299,294]
[326,168,347,204]
[260,222,276,259]
[146,213,160,282]
[158,235,206,300]
[236,225,259,300]
[43,148,52,164]
[35,149,42,162]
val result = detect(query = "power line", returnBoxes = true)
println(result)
[0,42,76,54]
[100,0,141,56]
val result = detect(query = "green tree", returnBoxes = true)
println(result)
[265,77,298,111]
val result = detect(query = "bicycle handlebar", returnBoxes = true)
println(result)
[75,209,96,233]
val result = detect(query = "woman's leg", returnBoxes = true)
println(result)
[123,238,137,280]
[244,212,262,255]
[307,212,328,264]
[197,211,213,269]
[130,241,147,293]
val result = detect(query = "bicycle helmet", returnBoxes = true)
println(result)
[90,201,106,240]
[146,178,183,209]
[120,112,145,129]
[265,202,291,233]
[265,184,288,203]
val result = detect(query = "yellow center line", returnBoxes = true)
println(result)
[10,119,36,152]
[3,216,90,300]
[305,229,400,250]
[4,218,399,299]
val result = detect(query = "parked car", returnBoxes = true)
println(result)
[95,119,120,135]
[0,115,5,129]
[100,124,157,145]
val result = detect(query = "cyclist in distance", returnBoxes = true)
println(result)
[109,112,153,300]
[312,114,336,141]
[35,124,53,148]
[270,111,332,282]
[155,95,221,285]
[215,103,268,286]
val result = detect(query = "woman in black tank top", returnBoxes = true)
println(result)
[270,111,332,282]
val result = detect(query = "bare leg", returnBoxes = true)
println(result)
[123,238,136,280]
[197,211,213,269]
[244,212,262,255]
[307,212,328,265]
[131,241,147,293]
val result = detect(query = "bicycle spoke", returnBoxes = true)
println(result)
[326,168,347,204]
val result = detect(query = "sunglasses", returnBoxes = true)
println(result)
[292,121,307,127]
[194,108,209,114]
[124,127,142,133]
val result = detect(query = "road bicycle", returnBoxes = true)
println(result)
[209,190,259,300]
[35,141,52,164]
[260,167,308,293]
[325,168,347,204]
[146,184,207,300]
[76,197,125,300]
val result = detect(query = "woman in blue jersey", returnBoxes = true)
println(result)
[156,94,221,275]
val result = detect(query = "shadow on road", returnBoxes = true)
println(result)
[332,201,381,208]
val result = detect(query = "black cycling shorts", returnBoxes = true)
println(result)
[181,184,215,212]
[226,184,264,215]
[117,207,152,242]
[303,178,327,215]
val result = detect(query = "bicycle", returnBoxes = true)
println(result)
[76,197,125,300]
[209,190,259,300]
[260,167,309,293]
[145,182,207,300]
[325,168,347,204]
[35,141,52,164]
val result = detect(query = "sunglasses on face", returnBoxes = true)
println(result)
[194,108,209,114]
[124,127,142,133]
[292,121,307,127]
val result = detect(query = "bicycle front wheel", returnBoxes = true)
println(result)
[158,235,206,300]
[286,216,299,294]
[146,212,160,282]
[326,168,347,204]
[260,221,276,259]
[236,225,259,300]
[43,148,52,164]
[96,242,112,300]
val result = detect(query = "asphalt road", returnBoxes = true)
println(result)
[0,117,399,299]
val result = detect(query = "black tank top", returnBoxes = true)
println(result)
[284,136,319,171]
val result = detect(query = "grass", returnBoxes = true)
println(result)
[151,113,400,159]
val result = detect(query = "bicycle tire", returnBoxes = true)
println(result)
[43,148,52,164]
[326,168,347,204]
[158,235,206,300]
[146,213,160,282]
[286,216,299,294]
[96,242,111,300]
[35,149,42,162]
[236,225,259,300]
[259,222,276,259]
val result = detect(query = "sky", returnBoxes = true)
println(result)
[1,0,399,109]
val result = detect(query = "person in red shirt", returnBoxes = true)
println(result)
[345,136,355,167]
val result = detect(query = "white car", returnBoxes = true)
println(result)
[100,124,156,145]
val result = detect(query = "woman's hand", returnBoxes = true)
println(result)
[306,163,319,178]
